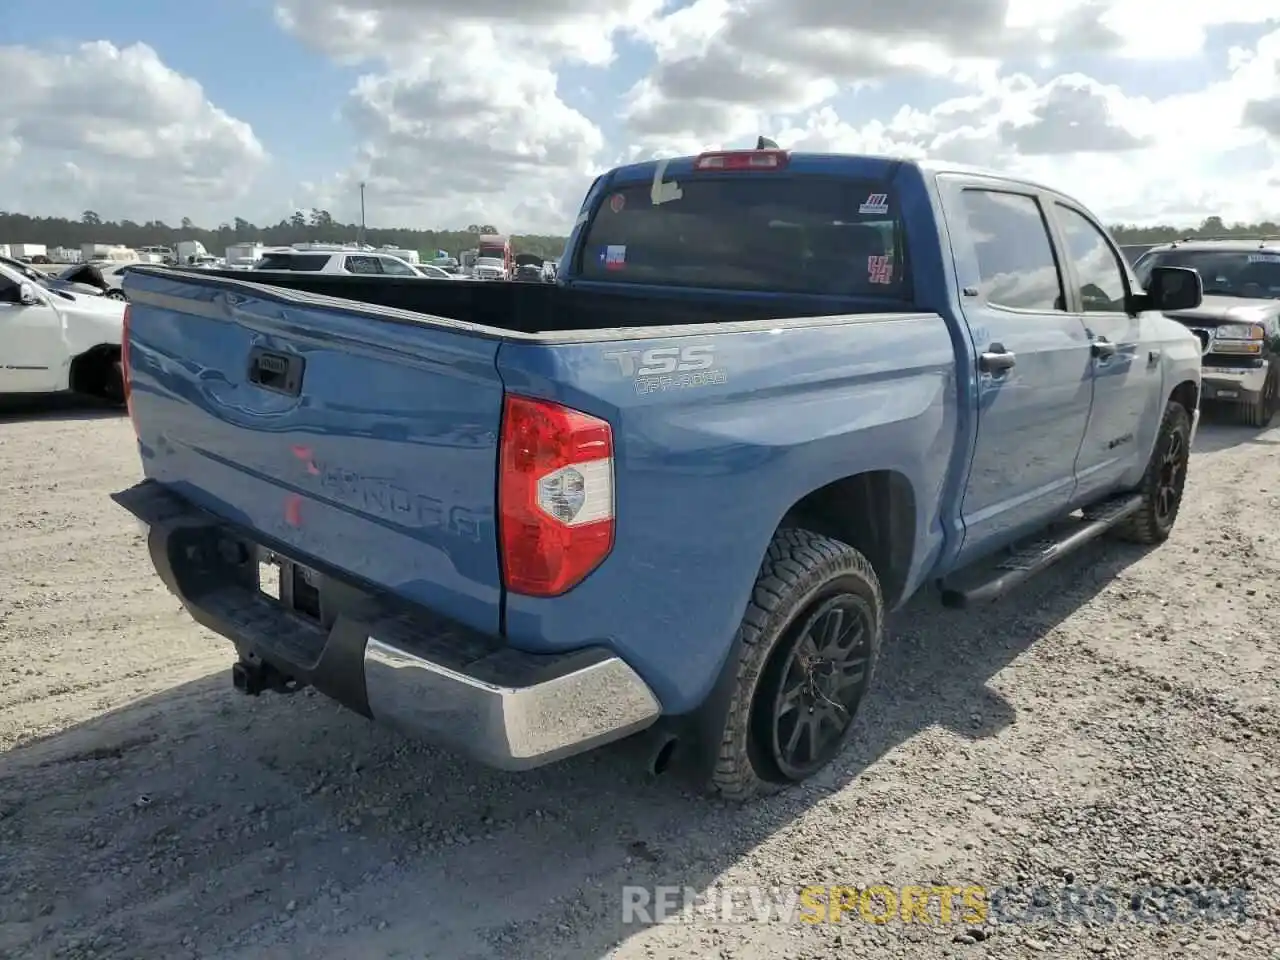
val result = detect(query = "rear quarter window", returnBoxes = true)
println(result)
[256,253,330,271]
[576,175,907,297]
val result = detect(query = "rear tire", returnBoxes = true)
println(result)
[1114,400,1191,545]
[708,528,883,801]
[1240,365,1277,428]
[102,360,125,406]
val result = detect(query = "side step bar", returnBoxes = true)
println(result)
[939,494,1143,608]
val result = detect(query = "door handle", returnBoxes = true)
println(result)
[978,344,1016,373]
[1091,337,1117,359]
[1147,349,1161,368]
[247,347,305,397]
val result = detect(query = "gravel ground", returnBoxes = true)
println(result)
[0,397,1277,960]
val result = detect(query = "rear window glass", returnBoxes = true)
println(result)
[256,253,329,271]
[577,175,906,297]
[1134,249,1280,298]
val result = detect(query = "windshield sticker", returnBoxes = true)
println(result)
[609,193,626,213]
[650,157,683,205]
[1248,254,1280,263]
[600,245,626,270]
[859,193,890,215]
[868,255,893,284]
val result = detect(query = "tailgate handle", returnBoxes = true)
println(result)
[247,347,305,397]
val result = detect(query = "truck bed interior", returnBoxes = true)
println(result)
[174,269,877,334]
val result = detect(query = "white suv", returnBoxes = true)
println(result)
[253,250,452,278]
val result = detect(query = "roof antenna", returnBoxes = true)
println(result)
[756,136,779,149]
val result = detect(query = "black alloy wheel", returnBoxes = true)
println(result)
[758,590,874,781]
[1153,427,1185,527]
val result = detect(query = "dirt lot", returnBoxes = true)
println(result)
[0,399,1277,960]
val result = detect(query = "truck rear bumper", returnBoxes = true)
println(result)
[111,480,661,770]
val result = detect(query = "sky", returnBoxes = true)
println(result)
[1,0,1279,235]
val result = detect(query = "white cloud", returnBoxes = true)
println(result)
[621,0,1128,149]
[0,41,266,223]
[1240,27,1280,138]
[7,4,1279,233]
[623,4,1280,226]
[276,0,660,232]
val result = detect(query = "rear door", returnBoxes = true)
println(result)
[1047,200,1158,499]
[939,178,1094,564]
[0,274,64,392]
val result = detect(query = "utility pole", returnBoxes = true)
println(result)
[358,182,366,247]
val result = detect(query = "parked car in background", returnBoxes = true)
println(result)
[1134,238,1280,425]
[56,262,140,300]
[472,256,508,280]
[411,263,457,280]
[0,260,126,401]
[1,255,58,284]
[1,256,108,298]
[1120,243,1157,265]
[252,250,433,278]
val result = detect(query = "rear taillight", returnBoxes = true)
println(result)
[499,395,614,597]
[693,149,788,171]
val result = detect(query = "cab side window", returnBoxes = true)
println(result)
[1054,204,1128,312]
[959,190,1065,312]
[345,255,381,275]
[377,257,417,276]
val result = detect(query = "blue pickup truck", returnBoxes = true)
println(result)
[113,150,1204,800]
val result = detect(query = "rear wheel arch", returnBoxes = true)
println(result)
[68,342,123,403]
[776,469,917,610]
[1169,378,1198,417]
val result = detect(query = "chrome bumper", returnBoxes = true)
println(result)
[365,639,660,769]
[1201,364,1268,399]
[111,480,661,771]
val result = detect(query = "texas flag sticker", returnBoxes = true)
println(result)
[602,245,626,270]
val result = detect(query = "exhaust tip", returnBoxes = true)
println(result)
[649,735,679,776]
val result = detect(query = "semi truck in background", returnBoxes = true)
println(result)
[7,243,47,260]
[81,242,139,264]
[176,240,209,265]
[476,234,513,279]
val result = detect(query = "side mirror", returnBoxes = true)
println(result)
[1141,266,1202,313]
[18,282,40,306]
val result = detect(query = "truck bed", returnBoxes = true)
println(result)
[149,266,910,334]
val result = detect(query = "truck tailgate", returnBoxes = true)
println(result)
[122,271,504,635]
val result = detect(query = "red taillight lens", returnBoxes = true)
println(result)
[499,394,614,597]
[693,149,788,171]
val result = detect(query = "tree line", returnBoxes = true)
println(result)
[0,209,570,262]
[1110,216,1280,244]
[0,209,1276,262]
